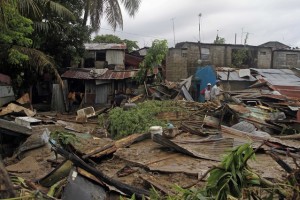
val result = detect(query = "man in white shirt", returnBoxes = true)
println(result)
[211,80,222,105]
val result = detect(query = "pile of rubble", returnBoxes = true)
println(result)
[1,80,300,199]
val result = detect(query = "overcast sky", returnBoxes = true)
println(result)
[97,0,300,48]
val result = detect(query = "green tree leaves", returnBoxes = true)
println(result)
[135,39,168,83]
[92,34,139,52]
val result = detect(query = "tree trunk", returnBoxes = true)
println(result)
[82,0,90,26]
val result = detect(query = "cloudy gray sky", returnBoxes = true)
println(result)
[97,0,300,48]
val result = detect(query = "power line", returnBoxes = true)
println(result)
[98,27,165,40]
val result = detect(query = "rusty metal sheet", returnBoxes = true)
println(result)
[227,104,251,114]
[0,73,11,85]
[271,85,300,99]
[114,139,217,176]
[152,134,233,161]
[221,125,300,149]
[62,68,158,80]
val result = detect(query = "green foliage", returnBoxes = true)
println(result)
[123,39,139,52]
[93,34,139,52]
[205,144,257,199]
[213,35,225,44]
[0,2,33,64]
[50,131,79,146]
[231,49,248,67]
[104,100,183,139]
[135,39,168,83]
[83,0,141,31]
[93,34,123,43]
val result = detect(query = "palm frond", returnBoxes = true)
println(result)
[46,0,75,21]
[120,0,141,17]
[33,20,60,32]
[90,0,104,30]
[17,0,42,18]
[104,0,123,31]
[13,45,63,84]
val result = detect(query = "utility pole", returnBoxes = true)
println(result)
[171,18,176,47]
[198,13,202,43]
[235,33,237,45]
[241,28,244,44]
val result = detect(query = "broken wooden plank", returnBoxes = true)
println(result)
[90,133,150,158]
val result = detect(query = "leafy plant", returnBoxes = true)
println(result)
[105,100,184,138]
[50,131,79,146]
[135,39,168,83]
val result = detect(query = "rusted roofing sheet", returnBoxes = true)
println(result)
[0,73,11,85]
[61,68,158,80]
[270,85,300,99]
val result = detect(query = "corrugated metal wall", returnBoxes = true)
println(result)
[95,83,111,104]
[0,85,15,107]
[106,50,124,65]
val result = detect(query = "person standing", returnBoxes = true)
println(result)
[200,83,212,102]
[114,91,127,107]
[211,80,222,105]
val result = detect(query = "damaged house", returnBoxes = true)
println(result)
[61,43,156,106]
[166,41,300,82]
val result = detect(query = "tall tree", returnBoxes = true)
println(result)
[82,0,141,31]
[0,0,76,95]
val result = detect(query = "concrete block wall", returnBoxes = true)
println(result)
[166,49,188,81]
[257,47,272,69]
[273,51,300,69]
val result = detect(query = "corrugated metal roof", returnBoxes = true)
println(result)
[251,68,300,86]
[84,43,126,50]
[217,70,256,81]
[61,68,158,80]
[270,85,300,99]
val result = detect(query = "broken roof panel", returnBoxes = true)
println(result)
[84,43,126,50]
[61,68,158,80]
[217,70,256,82]
[251,68,300,86]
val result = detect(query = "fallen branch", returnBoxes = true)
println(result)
[49,140,150,198]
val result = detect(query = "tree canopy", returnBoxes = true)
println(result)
[82,0,141,31]
[135,39,168,83]
[93,34,139,52]
[214,34,226,44]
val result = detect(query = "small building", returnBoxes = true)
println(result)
[83,43,126,70]
[217,68,256,91]
[0,73,15,107]
[61,68,158,105]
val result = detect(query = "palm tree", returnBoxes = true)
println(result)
[82,0,141,31]
[0,0,73,110]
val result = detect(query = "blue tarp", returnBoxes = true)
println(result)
[194,65,217,102]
